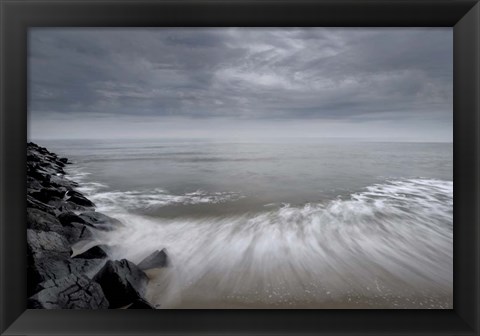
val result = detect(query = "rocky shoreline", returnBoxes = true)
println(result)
[27,142,167,309]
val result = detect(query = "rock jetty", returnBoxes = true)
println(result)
[26,142,168,309]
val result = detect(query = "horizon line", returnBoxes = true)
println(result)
[28,136,453,144]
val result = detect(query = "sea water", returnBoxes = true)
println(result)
[38,138,453,308]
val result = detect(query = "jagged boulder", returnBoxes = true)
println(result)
[61,222,93,244]
[55,201,90,212]
[27,229,71,259]
[27,195,59,216]
[28,257,106,295]
[30,187,65,205]
[27,230,105,292]
[27,176,43,194]
[93,259,148,308]
[79,211,121,230]
[27,229,70,295]
[27,208,63,232]
[28,274,109,309]
[27,209,88,244]
[57,212,87,226]
[27,164,51,183]
[66,190,95,207]
[73,245,108,259]
[137,249,169,270]
[35,162,65,177]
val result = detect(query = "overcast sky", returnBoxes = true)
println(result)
[28,28,452,141]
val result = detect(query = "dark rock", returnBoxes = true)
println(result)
[46,197,67,209]
[56,222,91,244]
[44,196,62,206]
[50,175,78,189]
[56,201,90,212]
[27,195,58,216]
[79,211,121,230]
[27,176,43,194]
[27,229,70,295]
[39,161,56,169]
[27,208,63,232]
[28,274,109,309]
[93,259,148,308]
[27,210,89,244]
[26,142,136,309]
[73,245,108,259]
[137,249,169,270]
[57,212,87,226]
[39,174,52,186]
[27,229,71,259]
[29,169,50,182]
[27,153,40,163]
[30,187,65,204]
[127,297,155,309]
[62,258,105,279]
[28,256,106,294]
[66,190,95,207]
[35,162,65,176]
[27,229,105,283]
[69,222,93,242]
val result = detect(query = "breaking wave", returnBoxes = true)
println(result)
[67,166,453,308]
[66,166,243,213]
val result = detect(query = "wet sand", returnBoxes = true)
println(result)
[144,269,452,309]
[153,294,453,309]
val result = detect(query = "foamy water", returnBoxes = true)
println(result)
[44,139,453,308]
[67,168,453,308]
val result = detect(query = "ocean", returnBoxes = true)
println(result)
[37,138,453,309]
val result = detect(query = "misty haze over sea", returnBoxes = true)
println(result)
[35,138,453,308]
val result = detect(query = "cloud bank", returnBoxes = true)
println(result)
[29,28,452,141]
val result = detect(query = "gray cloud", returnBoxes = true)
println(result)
[28,28,452,141]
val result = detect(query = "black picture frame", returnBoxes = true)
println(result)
[1,0,479,335]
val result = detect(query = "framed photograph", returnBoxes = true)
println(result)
[1,0,479,335]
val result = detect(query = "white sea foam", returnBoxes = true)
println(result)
[76,175,453,308]
[86,189,243,213]
[66,166,243,212]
